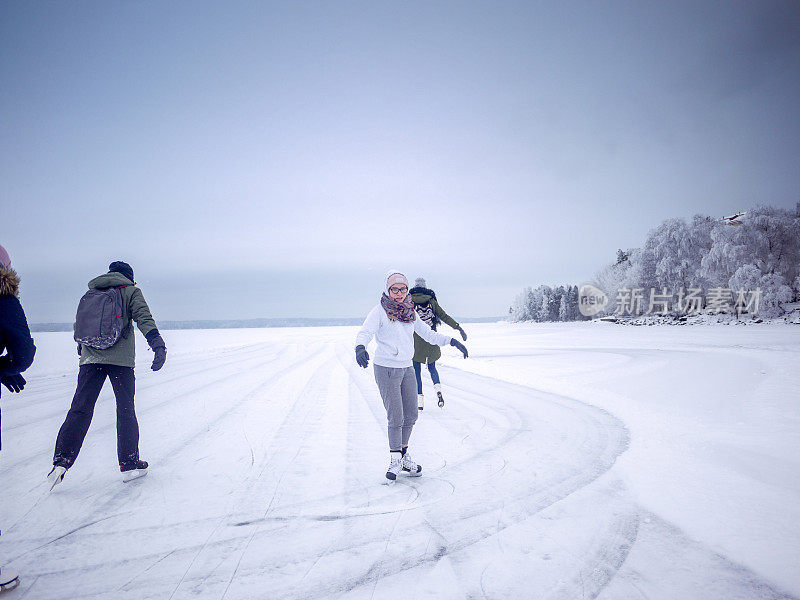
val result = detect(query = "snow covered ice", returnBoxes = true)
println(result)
[1,322,798,599]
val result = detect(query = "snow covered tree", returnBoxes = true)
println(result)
[639,217,711,294]
[757,273,793,318]
[728,264,761,296]
[565,285,579,321]
[530,287,544,321]
[548,287,563,321]
[509,288,531,322]
[525,287,536,321]
[745,205,800,285]
[687,214,717,289]
[701,206,800,289]
[699,222,750,288]
[513,204,798,320]
[594,247,642,316]
[538,287,551,322]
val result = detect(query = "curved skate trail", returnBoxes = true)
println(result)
[157,345,635,600]
[0,340,286,478]
[1,330,795,600]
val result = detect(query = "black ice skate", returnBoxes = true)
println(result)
[434,383,444,408]
[120,460,148,483]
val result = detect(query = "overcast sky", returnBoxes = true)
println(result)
[2,1,798,322]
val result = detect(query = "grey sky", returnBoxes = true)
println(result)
[2,1,798,321]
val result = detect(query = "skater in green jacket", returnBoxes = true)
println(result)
[409,277,467,409]
[49,261,166,489]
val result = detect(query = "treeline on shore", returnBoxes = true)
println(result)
[510,204,800,321]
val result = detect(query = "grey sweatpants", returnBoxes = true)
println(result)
[374,364,418,451]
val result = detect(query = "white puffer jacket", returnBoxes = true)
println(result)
[356,270,452,368]
[356,304,452,368]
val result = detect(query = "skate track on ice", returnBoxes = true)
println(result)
[0,327,795,600]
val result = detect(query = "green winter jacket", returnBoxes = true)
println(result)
[411,290,460,364]
[77,272,158,368]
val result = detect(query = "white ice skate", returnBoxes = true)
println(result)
[121,460,148,483]
[417,394,424,411]
[0,566,19,592]
[47,465,67,491]
[385,452,403,483]
[401,452,422,476]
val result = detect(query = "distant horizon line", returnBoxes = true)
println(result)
[29,316,505,333]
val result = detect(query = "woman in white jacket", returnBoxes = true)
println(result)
[355,270,468,482]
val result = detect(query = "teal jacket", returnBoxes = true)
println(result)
[77,272,158,368]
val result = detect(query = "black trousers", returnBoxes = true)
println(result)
[54,364,140,468]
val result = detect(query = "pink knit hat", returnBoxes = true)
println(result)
[386,271,408,291]
[0,244,10,269]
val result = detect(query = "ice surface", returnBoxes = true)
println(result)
[1,323,798,599]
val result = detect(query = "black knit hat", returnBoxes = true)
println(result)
[109,261,134,283]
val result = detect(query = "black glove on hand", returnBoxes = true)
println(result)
[450,338,468,359]
[355,345,369,368]
[458,327,467,341]
[151,345,167,371]
[77,344,82,356]
[1,373,26,393]
[146,329,167,372]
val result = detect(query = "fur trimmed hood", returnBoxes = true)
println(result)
[0,266,20,297]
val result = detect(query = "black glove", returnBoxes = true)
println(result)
[450,338,468,359]
[146,329,167,372]
[458,327,467,341]
[151,345,166,371]
[77,344,82,356]
[355,345,369,368]
[1,373,26,393]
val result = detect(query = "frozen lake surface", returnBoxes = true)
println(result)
[1,322,798,599]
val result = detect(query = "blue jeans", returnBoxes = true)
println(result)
[412,361,440,394]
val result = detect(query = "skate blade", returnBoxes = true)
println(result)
[122,468,148,483]
[47,466,66,491]
[0,577,20,592]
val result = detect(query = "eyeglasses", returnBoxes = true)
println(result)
[389,286,408,294]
